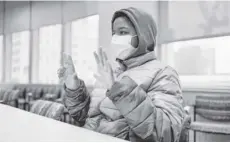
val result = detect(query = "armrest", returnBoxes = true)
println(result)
[18,98,26,104]
[27,92,34,102]
[190,122,230,134]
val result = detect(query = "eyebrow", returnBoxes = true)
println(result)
[119,27,129,30]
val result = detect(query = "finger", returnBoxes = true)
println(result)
[58,72,63,79]
[58,67,66,75]
[93,73,102,80]
[98,47,104,66]
[93,74,104,83]
[94,52,100,66]
[58,67,65,73]
[102,50,108,62]
[104,61,110,72]
[57,68,65,78]
[73,73,78,80]
[63,53,75,71]
[63,53,70,67]
[108,63,115,83]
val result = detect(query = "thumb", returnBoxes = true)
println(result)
[73,73,78,80]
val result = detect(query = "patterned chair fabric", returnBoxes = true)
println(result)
[0,89,20,101]
[10,84,62,111]
[195,95,230,121]
[0,89,20,107]
[0,83,89,125]
[30,100,65,120]
[189,95,230,142]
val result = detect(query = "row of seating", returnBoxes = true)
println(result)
[0,83,93,126]
[3,83,230,141]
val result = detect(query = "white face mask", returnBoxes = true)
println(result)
[108,34,137,74]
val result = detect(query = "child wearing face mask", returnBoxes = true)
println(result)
[58,7,186,142]
[109,34,138,76]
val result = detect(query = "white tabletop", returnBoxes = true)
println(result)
[0,104,126,142]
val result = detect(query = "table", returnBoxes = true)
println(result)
[0,104,126,142]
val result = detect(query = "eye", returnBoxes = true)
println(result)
[120,31,129,35]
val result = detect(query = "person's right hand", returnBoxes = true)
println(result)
[57,53,81,90]
[57,67,80,90]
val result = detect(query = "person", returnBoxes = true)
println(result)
[57,7,185,142]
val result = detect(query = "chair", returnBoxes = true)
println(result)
[189,95,230,142]
[13,84,27,110]
[0,89,20,107]
[30,100,65,121]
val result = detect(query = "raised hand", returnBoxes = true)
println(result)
[93,47,115,90]
[57,53,80,90]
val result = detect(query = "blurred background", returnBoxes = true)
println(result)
[1,1,230,141]
[0,1,230,88]
[0,1,230,109]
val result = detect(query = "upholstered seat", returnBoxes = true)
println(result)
[30,100,65,120]
[0,89,20,107]
[0,83,92,125]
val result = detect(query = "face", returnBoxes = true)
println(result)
[112,16,138,48]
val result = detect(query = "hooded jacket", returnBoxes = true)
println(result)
[63,7,185,142]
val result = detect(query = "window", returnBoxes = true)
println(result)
[38,24,62,84]
[0,35,3,82]
[11,31,30,83]
[71,15,99,86]
[161,36,230,87]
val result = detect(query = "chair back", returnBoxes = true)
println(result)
[189,95,230,142]
[30,100,64,120]
[0,89,20,107]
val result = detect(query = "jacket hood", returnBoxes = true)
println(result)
[112,7,157,61]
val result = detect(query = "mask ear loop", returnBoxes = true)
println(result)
[130,35,138,48]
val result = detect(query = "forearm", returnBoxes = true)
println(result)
[63,79,90,123]
[110,85,157,140]
[116,90,183,141]
[107,76,184,141]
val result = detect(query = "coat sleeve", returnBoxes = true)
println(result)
[107,66,185,141]
[63,79,90,125]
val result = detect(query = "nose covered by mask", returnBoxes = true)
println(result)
[109,34,137,75]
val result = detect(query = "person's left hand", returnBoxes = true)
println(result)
[94,47,115,90]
